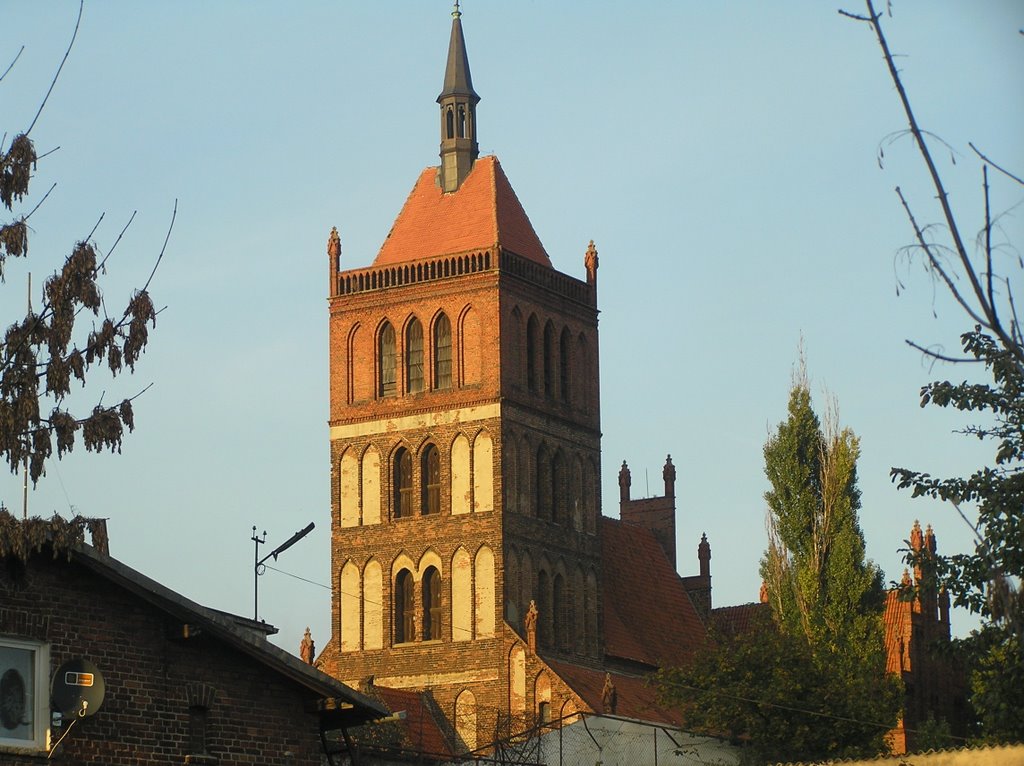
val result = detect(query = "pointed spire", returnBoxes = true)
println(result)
[437,3,480,192]
[439,3,479,102]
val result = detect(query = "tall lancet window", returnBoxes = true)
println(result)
[422,444,441,515]
[379,322,397,397]
[407,319,424,394]
[394,448,413,519]
[395,569,414,643]
[434,314,452,390]
[423,567,443,641]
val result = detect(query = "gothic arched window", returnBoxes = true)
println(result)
[434,313,453,390]
[395,569,414,643]
[543,321,555,397]
[536,445,552,521]
[394,448,413,519]
[406,318,424,394]
[526,315,539,392]
[537,569,551,648]
[423,566,442,641]
[422,444,441,515]
[553,573,566,650]
[379,322,397,397]
[559,327,571,403]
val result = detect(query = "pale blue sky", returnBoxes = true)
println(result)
[3,1,1021,653]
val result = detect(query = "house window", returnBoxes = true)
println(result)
[188,705,208,755]
[406,319,424,394]
[0,638,49,751]
[423,567,442,641]
[379,323,397,397]
[395,570,415,643]
[394,448,413,518]
[434,314,452,390]
[422,445,441,515]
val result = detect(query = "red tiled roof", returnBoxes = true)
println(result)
[600,517,709,668]
[373,156,552,267]
[372,685,454,759]
[545,660,685,727]
[883,590,911,675]
[711,602,769,637]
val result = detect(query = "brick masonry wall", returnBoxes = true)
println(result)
[0,554,327,765]
[324,250,605,749]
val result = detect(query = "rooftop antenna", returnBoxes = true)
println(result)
[251,522,315,621]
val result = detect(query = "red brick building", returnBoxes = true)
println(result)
[707,521,969,755]
[883,521,968,752]
[0,517,385,764]
[319,7,717,756]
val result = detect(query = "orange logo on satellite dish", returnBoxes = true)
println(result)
[64,671,94,687]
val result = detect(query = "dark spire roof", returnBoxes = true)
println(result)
[437,3,479,104]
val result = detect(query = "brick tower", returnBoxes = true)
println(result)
[321,6,607,750]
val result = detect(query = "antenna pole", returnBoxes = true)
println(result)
[250,522,314,622]
[251,526,266,620]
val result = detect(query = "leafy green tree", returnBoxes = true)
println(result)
[656,372,900,764]
[843,1,1023,742]
[656,608,897,766]
[760,373,899,752]
[761,376,886,656]
[0,7,166,497]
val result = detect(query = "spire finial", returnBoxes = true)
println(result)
[437,0,479,192]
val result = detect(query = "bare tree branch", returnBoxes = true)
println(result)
[0,46,24,84]
[857,0,1022,366]
[970,142,1024,187]
[894,186,987,327]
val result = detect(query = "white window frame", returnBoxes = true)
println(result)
[0,636,50,752]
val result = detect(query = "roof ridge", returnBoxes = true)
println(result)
[370,156,551,268]
[489,155,500,251]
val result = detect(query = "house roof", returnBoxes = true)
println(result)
[599,517,709,668]
[544,660,685,728]
[67,542,386,725]
[371,685,455,759]
[373,156,552,268]
[711,602,769,637]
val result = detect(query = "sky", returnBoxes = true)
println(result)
[2,1,1022,655]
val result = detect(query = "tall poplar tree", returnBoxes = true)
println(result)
[761,373,886,659]
[656,370,901,764]
[758,370,899,754]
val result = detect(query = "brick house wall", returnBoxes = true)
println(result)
[0,541,383,765]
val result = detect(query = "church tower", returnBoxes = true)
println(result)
[322,6,605,749]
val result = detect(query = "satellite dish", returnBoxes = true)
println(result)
[51,659,105,718]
